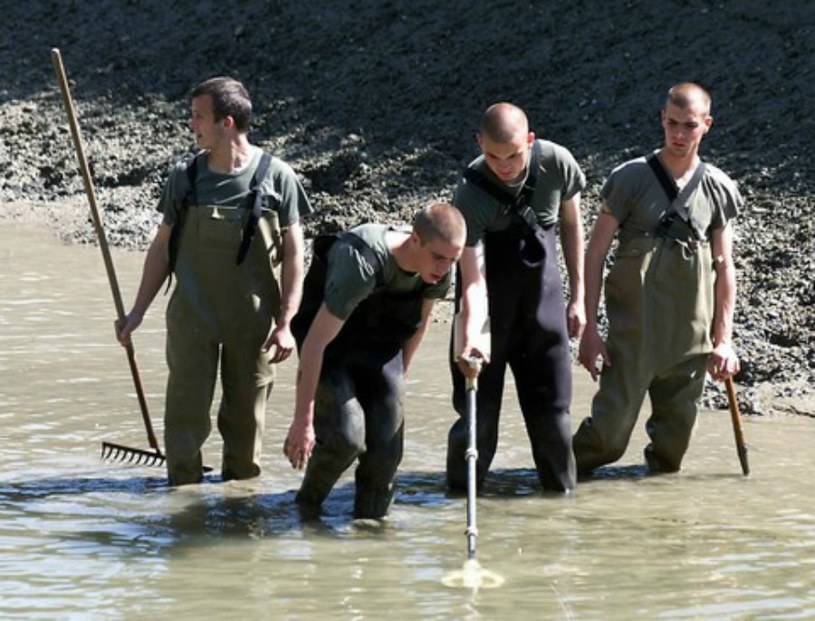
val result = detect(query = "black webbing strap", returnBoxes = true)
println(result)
[462,140,542,234]
[647,152,707,241]
[646,152,679,202]
[236,152,273,265]
[164,154,200,291]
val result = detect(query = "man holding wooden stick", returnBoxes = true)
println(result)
[573,82,743,475]
[116,76,311,485]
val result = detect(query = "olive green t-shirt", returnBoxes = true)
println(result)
[324,223,451,321]
[601,153,742,248]
[454,139,586,247]
[158,149,312,227]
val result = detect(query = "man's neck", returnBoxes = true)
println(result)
[658,147,700,183]
[207,136,255,174]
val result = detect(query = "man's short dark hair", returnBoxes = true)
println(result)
[413,202,466,246]
[191,76,252,133]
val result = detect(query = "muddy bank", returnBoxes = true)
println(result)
[2,0,814,414]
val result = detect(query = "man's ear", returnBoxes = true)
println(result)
[527,131,535,146]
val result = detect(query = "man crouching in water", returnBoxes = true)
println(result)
[285,202,466,520]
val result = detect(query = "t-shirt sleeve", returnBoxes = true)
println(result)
[707,169,743,231]
[157,158,192,226]
[322,241,378,321]
[264,160,313,229]
[552,143,587,200]
[453,181,489,247]
[599,161,634,223]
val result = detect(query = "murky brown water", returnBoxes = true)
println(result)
[1,224,813,620]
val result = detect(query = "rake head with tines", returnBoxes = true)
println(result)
[101,441,166,467]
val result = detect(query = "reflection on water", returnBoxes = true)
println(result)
[1,224,814,620]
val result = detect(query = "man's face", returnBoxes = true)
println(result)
[189,95,224,150]
[661,101,711,159]
[414,235,463,284]
[478,130,534,183]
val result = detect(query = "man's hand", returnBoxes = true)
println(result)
[456,348,486,379]
[578,326,610,382]
[566,299,586,339]
[708,342,740,381]
[114,312,143,347]
[283,417,315,470]
[263,325,295,363]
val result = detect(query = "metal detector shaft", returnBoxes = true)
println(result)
[51,48,163,460]
[465,374,479,561]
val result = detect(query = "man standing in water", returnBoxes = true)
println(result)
[284,203,466,519]
[447,102,586,494]
[572,82,742,475]
[116,76,312,486]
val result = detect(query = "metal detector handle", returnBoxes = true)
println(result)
[51,48,161,454]
[462,355,482,391]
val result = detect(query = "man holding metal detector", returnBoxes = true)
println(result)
[116,76,312,486]
[448,102,586,495]
[572,82,743,476]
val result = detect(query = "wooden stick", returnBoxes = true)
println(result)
[51,48,163,459]
[725,376,750,476]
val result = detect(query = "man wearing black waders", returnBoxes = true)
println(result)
[284,203,466,519]
[572,82,742,475]
[116,77,312,485]
[447,103,586,494]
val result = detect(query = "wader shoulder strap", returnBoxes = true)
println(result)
[291,230,384,347]
[338,231,384,286]
[236,152,274,265]
[462,140,542,234]
[647,152,678,202]
[647,153,707,241]
[165,154,201,291]
[647,152,707,208]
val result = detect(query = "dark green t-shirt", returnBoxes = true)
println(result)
[601,153,742,248]
[324,223,451,321]
[454,139,586,247]
[158,148,312,227]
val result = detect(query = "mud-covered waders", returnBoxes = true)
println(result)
[572,234,715,475]
[447,225,576,493]
[165,201,281,486]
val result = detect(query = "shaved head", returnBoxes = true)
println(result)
[666,82,711,116]
[480,102,529,143]
[413,201,466,247]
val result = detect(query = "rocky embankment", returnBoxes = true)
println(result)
[2,1,814,414]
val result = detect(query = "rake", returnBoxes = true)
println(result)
[51,48,166,468]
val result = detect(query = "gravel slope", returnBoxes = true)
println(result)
[2,0,814,413]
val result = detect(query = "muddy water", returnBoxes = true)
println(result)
[1,225,813,620]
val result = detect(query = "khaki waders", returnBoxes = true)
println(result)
[165,203,281,485]
[573,235,715,474]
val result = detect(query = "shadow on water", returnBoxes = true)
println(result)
[0,474,168,501]
[0,471,406,545]
[396,467,567,502]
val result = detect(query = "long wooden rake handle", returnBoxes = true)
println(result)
[51,48,162,455]
[725,376,749,476]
